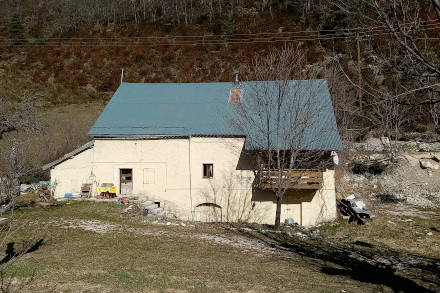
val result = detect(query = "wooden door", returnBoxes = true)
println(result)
[120,169,133,195]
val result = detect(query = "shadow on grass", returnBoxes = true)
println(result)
[238,229,439,293]
[0,239,44,265]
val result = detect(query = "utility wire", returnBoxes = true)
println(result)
[0,23,438,47]
[0,18,438,39]
[1,22,439,41]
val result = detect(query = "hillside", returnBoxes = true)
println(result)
[0,3,438,180]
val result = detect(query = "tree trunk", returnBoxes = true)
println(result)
[433,0,440,20]
[0,201,14,217]
[274,193,282,229]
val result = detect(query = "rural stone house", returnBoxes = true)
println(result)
[43,80,342,226]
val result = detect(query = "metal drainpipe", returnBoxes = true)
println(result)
[188,135,193,221]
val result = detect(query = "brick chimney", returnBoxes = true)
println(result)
[229,73,242,103]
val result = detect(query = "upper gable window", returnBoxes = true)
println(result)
[203,164,213,178]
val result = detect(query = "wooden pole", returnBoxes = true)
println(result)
[357,35,363,111]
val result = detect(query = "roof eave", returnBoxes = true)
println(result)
[42,141,95,171]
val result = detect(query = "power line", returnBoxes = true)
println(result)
[1,18,438,39]
[0,23,438,47]
[2,22,439,41]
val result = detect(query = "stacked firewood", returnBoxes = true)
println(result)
[337,199,366,225]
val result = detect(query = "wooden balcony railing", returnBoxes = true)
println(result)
[258,169,323,190]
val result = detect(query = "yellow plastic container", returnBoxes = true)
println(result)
[96,187,108,193]
[96,186,117,194]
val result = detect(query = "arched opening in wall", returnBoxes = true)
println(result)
[194,203,222,222]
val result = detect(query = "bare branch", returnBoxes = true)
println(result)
[229,46,336,228]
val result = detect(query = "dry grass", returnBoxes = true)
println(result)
[37,102,104,161]
[0,11,323,108]
[0,102,104,179]
[319,205,440,259]
[0,201,391,293]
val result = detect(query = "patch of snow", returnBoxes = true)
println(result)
[192,233,276,254]
[51,219,120,234]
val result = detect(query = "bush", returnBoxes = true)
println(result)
[352,162,387,175]
[20,172,49,184]
[352,163,368,174]
[16,193,39,208]
[368,162,387,175]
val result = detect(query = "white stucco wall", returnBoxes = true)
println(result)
[50,138,336,225]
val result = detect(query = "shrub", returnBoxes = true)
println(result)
[16,193,39,208]
[352,163,368,174]
[368,162,387,175]
[352,162,387,175]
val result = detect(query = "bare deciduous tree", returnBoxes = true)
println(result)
[0,0,268,33]
[230,46,335,229]
[430,102,440,129]
[333,0,440,106]
[198,168,264,223]
[0,96,40,216]
[0,96,39,139]
[432,0,440,20]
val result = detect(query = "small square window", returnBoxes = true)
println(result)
[143,168,155,184]
[203,164,213,178]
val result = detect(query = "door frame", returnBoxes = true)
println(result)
[120,168,133,195]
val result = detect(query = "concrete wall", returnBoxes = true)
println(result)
[50,138,336,225]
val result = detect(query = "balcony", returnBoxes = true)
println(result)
[258,169,323,190]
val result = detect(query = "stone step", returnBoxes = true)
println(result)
[155,211,166,217]
[149,207,164,215]
[139,200,154,206]
[143,204,159,211]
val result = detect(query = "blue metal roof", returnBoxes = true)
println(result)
[89,81,342,151]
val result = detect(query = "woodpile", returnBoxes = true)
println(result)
[36,182,51,201]
[337,195,372,225]
[337,199,365,225]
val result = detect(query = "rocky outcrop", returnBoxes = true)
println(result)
[352,137,440,153]
[138,200,176,218]
[343,138,440,208]
[419,159,439,170]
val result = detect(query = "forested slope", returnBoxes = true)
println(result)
[0,0,439,175]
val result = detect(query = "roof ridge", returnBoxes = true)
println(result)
[121,79,328,85]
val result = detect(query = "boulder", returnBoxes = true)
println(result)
[365,137,385,152]
[418,142,440,152]
[380,136,390,146]
[352,137,384,152]
[0,218,9,227]
[368,154,387,161]
[419,159,439,170]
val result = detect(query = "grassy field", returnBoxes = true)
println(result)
[0,201,438,292]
